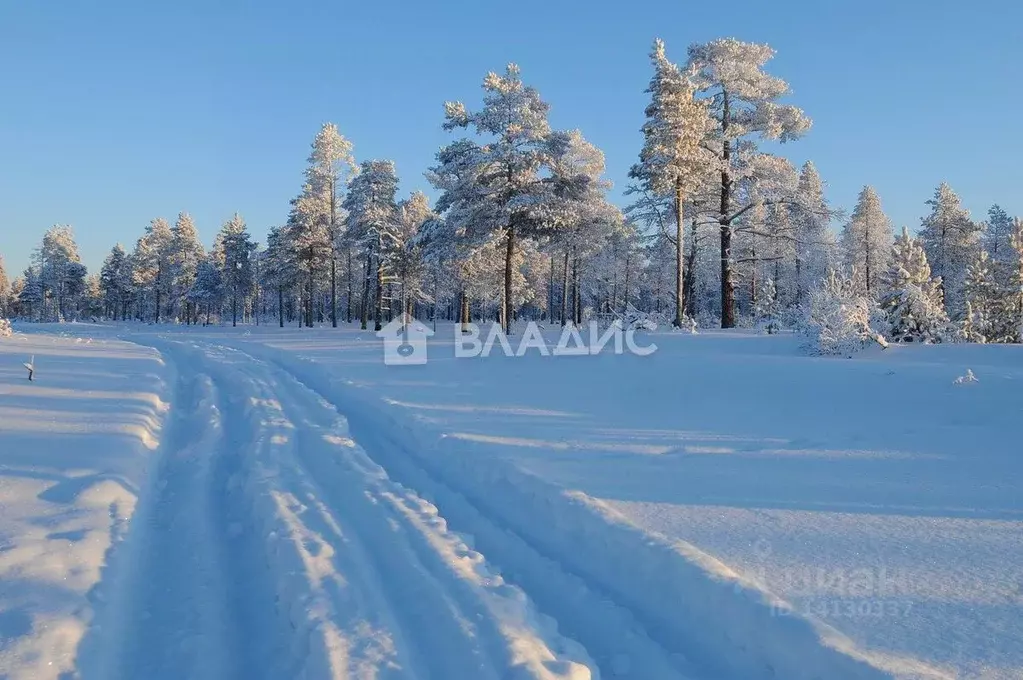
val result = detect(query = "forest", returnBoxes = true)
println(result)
[1,38,1020,354]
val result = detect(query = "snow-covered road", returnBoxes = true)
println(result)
[82,338,598,680]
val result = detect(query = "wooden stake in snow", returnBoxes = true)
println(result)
[24,356,34,381]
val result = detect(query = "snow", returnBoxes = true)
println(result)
[1,321,1020,679]
[0,330,168,678]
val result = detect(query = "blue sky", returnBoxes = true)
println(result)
[1,0,1020,275]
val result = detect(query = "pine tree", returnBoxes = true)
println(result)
[791,161,834,306]
[918,182,981,320]
[382,191,434,318]
[187,257,223,326]
[344,160,399,330]
[286,185,330,328]
[1005,217,1023,342]
[631,38,713,328]
[983,205,1015,270]
[432,64,558,334]
[0,254,10,317]
[306,123,358,327]
[17,267,44,320]
[841,186,893,296]
[170,212,205,324]
[550,130,618,325]
[132,218,174,322]
[962,250,1001,343]
[213,213,255,327]
[37,225,87,321]
[99,244,133,320]
[687,38,811,328]
[264,225,298,328]
[880,228,949,343]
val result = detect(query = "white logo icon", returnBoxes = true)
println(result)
[377,314,434,366]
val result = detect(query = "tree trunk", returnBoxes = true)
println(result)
[674,184,685,327]
[795,256,803,308]
[307,263,314,328]
[278,284,284,328]
[330,256,337,327]
[750,238,758,314]
[719,91,736,328]
[572,255,581,325]
[346,245,353,324]
[548,254,555,322]
[684,223,698,317]
[561,249,570,325]
[432,261,440,332]
[623,252,631,312]
[504,224,515,334]
[361,246,371,330]
[374,250,383,332]
[155,262,162,324]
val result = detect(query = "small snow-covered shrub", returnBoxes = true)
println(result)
[620,304,667,331]
[672,314,698,334]
[0,318,11,338]
[696,311,720,330]
[880,283,952,343]
[802,269,881,356]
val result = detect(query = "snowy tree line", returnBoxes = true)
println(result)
[1,37,1020,346]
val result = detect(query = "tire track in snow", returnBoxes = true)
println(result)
[214,342,699,680]
[187,342,595,679]
[88,349,290,680]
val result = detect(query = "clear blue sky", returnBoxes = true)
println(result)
[1,0,1020,276]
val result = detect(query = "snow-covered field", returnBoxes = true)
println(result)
[1,321,1020,679]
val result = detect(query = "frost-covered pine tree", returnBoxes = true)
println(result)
[16,267,44,320]
[169,212,205,324]
[918,182,981,320]
[263,225,299,327]
[1004,217,1023,342]
[841,186,893,296]
[803,268,878,356]
[132,218,174,322]
[962,250,1002,343]
[382,191,433,319]
[433,64,556,334]
[213,213,255,327]
[791,161,834,306]
[306,123,357,327]
[983,205,1016,272]
[687,38,811,328]
[37,225,87,321]
[99,244,133,320]
[879,228,949,343]
[763,202,797,310]
[344,160,399,330]
[286,185,330,327]
[631,38,713,328]
[0,254,10,318]
[549,130,618,325]
[187,257,223,326]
